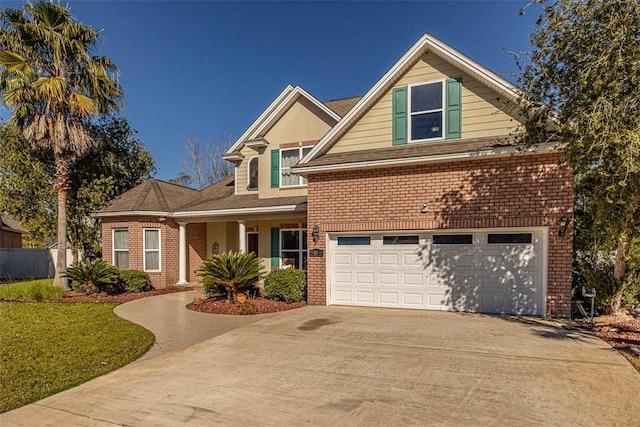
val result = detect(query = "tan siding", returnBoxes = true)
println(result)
[235,146,259,196]
[257,98,335,199]
[330,53,521,155]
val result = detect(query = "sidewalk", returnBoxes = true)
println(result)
[114,290,273,360]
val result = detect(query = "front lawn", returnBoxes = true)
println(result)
[0,302,154,413]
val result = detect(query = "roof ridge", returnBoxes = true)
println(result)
[150,180,170,212]
[132,181,152,211]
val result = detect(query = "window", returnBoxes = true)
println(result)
[112,228,129,269]
[281,229,307,270]
[432,234,473,245]
[410,80,444,141]
[280,146,312,187]
[383,235,419,245]
[247,157,258,190]
[143,228,161,272]
[337,236,371,246]
[488,233,532,244]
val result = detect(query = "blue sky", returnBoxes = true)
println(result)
[1,1,539,181]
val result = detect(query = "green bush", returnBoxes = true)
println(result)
[264,269,306,303]
[65,258,122,295]
[0,279,64,302]
[204,282,226,298]
[238,299,259,315]
[197,251,263,302]
[118,270,153,293]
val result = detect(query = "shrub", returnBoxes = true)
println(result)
[204,282,226,298]
[118,270,153,293]
[264,269,306,303]
[197,251,263,302]
[238,299,259,315]
[0,279,64,302]
[65,259,122,295]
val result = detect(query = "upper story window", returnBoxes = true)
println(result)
[112,228,129,269]
[409,80,444,141]
[143,228,161,272]
[247,157,258,190]
[392,78,461,145]
[280,146,312,187]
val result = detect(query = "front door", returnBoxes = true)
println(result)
[247,232,259,256]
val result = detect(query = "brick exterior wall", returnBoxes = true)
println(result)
[306,152,574,318]
[101,217,206,289]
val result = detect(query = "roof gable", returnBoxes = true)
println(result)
[224,86,341,159]
[299,33,521,165]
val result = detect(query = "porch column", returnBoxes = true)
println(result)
[177,222,188,285]
[238,220,246,253]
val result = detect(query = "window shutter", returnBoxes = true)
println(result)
[270,227,280,268]
[392,86,408,145]
[270,149,279,188]
[445,78,462,139]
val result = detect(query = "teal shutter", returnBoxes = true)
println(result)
[270,227,280,268]
[445,78,462,139]
[392,86,408,145]
[270,149,279,188]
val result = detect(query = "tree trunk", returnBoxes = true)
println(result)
[53,155,70,288]
[610,233,632,315]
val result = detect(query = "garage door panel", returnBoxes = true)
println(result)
[403,293,423,306]
[329,229,545,315]
[379,273,398,286]
[379,253,399,266]
[356,291,374,303]
[355,253,374,266]
[333,271,352,285]
[355,272,374,286]
[333,253,352,265]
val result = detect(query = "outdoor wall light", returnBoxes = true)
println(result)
[558,214,569,237]
[421,203,429,214]
[158,216,166,222]
[312,224,320,242]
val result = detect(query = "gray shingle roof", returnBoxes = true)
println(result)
[294,136,518,168]
[323,96,362,117]
[1,215,27,234]
[100,179,200,213]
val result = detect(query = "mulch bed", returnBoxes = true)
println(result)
[187,296,306,315]
[592,316,640,350]
[62,286,194,304]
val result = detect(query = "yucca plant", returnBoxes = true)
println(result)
[197,251,263,302]
[64,258,121,295]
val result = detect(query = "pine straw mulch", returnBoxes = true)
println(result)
[571,315,640,372]
[62,286,194,304]
[187,296,306,315]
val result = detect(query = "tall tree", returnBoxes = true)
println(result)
[0,118,155,256]
[518,0,640,312]
[0,1,123,286]
[175,135,234,189]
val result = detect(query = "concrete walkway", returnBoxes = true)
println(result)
[114,290,272,360]
[2,306,640,426]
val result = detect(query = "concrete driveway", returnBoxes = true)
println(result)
[2,306,639,426]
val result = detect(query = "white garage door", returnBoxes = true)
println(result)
[328,229,546,315]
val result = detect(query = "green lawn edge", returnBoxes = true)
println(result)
[0,302,155,413]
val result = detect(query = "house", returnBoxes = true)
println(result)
[0,215,27,248]
[96,34,573,318]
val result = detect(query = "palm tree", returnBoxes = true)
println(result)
[197,251,264,302]
[0,1,122,287]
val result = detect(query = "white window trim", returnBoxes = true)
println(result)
[279,228,307,270]
[112,228,129,269]
[247,156,259,191]
[279,147,312,188]
[143,228,161,272]
[408,78,446,143]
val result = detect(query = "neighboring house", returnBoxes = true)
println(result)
[0,215,27,248]
[96,34,573,317]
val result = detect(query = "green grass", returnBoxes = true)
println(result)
[0,279,64,302]
[0,302,155,413]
